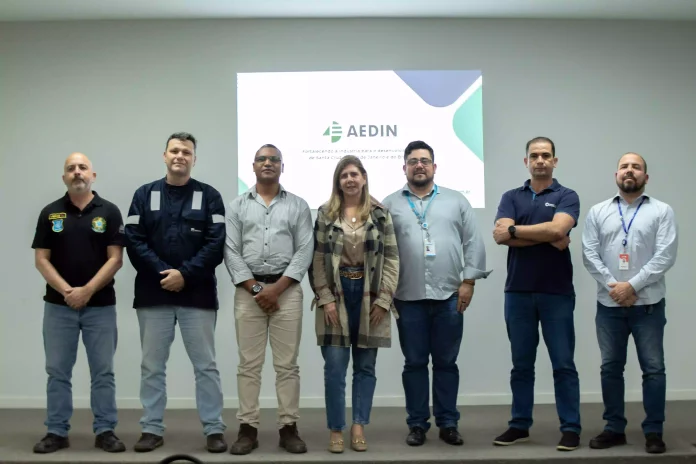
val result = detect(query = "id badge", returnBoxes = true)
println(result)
[424,240,436,257]
[619,253,629,270]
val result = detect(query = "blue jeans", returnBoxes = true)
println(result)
[42,302,118,437]
[394,294,462,431]
[596,299,666,434]
[136,307,225,436]
[504,292,581,434]
[322,275,378,431]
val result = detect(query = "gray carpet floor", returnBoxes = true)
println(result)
[1,402,695,463]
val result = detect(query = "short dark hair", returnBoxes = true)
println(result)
[404,140,434,163]
[256,143,282,158]
[618,152,648,174]
[525,137,555,157]
[166,132,197,150]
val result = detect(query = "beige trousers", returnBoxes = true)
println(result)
[234,283,303,427]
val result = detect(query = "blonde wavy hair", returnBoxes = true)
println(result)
[323,155,372,222]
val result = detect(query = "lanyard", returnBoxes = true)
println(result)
[616,196,645,247]
[406,185,438,230]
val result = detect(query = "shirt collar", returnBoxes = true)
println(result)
[401,183,438,198]
[248,184,286,199]
[521,178,561,193]
[613,191,650,204]
[63,191,102,209]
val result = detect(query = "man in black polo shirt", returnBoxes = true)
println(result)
[31,152,126,454]
[491,137,582,451]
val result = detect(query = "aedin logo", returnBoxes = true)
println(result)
[323,121,398,144]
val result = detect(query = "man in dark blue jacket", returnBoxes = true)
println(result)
[124,132,227,454]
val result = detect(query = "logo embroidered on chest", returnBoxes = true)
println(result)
[49,212,66,232]
[545,202,557,208]
[92,217,106,233]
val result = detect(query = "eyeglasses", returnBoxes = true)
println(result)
[255,156,282,163]
[406,157,433,166]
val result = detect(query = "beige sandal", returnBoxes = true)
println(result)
[328,434,344,453]
[351,435,367,452]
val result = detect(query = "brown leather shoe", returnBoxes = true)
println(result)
[229,424,258,455]
[279,423,307,453]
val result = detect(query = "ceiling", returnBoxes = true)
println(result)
[1,0,695,22]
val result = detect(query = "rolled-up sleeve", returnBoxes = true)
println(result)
[224,199,254,285]
[283,199,314,282]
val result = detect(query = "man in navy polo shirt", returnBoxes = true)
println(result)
[491,137,581,451]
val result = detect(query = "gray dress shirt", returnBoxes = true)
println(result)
[582,193,678,306]
[383,184,491,301]
[224,185,314,285]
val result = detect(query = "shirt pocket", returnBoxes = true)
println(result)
[182,210,207,242]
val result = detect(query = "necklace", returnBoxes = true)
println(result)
[351,217,356,223]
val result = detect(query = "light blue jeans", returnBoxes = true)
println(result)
[136,306,225,436]
[43,302,118,437]
[321,274,378,431]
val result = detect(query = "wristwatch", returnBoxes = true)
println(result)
[251,283,263,296]
[508,225,517,239]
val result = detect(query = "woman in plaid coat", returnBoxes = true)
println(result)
[309,155,399,453]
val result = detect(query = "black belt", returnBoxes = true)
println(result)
[253,273,283,284]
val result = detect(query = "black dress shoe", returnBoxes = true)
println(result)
[33,433,69,454]
[589,430,627,449]
[206,433,228,453]
[95,431,126,453]
[134,432,164,452]
[406,427,426,446]
[645,433,666,454]
[439,427,463,445]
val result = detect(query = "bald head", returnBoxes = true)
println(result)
[64,152,93,171]
[63,152,96,194]
[618,152,647,174]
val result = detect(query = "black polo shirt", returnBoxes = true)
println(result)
[494,179,580,296]
[31,192,125,307]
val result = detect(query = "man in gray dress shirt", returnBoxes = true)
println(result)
[383,140,491,447]
[582,152,678,455]
[224,144,314,455]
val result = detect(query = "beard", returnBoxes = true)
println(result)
[69,179,89,192]
[409,172,432,187]
[617,176,645,193]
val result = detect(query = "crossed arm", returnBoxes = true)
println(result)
[493,214,575,249]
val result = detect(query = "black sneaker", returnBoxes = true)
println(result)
[557,431,580,451]
[589,430,627,449]
[645,433,666,454]
[493,427,529,446]
[95,431,126,453]
[133,432,163,452]
[33,433,69,454]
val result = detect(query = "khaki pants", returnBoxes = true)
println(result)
[234,283,303,427]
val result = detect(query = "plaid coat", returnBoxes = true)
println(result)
[309,198,399,348]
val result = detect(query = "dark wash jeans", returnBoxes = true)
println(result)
[596,298,666,434]
[504,292,581,434]
[395,294,463,431]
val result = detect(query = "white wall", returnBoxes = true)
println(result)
[1,18,695,410]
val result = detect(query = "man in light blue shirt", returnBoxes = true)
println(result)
[582,152,677,455]
[383,141,491,447]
